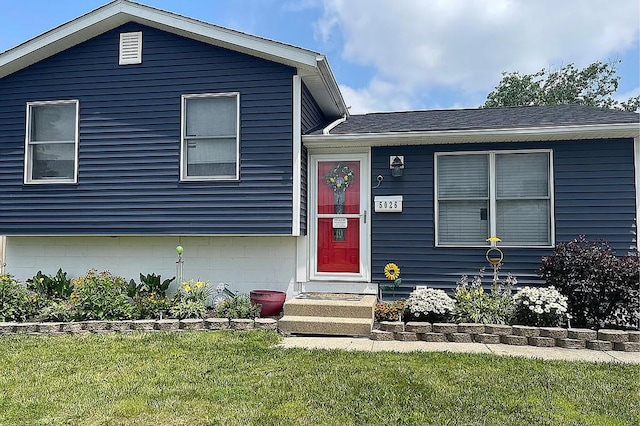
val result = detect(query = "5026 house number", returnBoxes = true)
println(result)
[374,196,403,212]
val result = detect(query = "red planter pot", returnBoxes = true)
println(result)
[250,290,287,317]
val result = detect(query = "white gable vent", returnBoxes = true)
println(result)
[119,32,142,65]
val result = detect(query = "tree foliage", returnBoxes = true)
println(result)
[484,60,640,111]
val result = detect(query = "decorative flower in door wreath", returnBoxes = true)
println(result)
[324,163,355,241]
[325,163,355,192]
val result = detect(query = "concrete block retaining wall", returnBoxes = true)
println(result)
[373,322,640,352]
[0,318,278,335]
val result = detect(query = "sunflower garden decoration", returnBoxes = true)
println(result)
[382,262,402,299]
[324,162,355,240]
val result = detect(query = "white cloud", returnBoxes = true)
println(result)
[316,0,640,112]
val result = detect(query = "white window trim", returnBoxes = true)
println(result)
[434,148,555,248]
[180,92,240,182]
[24,100,79,185]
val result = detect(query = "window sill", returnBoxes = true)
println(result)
[180,176,240,182]
[24,179,77,185]
[435,243,555,249]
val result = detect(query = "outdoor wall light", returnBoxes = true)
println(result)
[390,155,404,177]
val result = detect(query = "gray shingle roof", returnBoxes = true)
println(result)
[312,105,639,135]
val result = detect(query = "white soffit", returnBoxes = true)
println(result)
[0,0,347,117]
[302,123,640,148]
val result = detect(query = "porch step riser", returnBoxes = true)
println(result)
[279,316,372,337]
[283,304,374,319]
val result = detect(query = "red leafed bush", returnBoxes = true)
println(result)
[539,236,639,330]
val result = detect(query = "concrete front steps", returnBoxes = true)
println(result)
[278,294,376,336]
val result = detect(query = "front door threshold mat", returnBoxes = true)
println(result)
[296,293,365,301]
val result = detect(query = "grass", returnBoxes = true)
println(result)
[0,331,638,425]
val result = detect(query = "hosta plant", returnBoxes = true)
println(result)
[214,294,260,319]
[169,300,207,319]
[39,300,76,322]
[404,287,455,322]
[513,286,568,327]
[168,280,212,319]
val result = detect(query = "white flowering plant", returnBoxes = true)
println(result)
[405,287,455,322]
[513,286,569,327]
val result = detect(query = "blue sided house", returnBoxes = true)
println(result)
[0,0,638,298]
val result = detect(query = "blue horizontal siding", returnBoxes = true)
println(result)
[372,138,636,295]
[0,22,297,235]
[299,83,328,235]
[301,83,327,134]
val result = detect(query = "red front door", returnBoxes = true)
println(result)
[316,160,361,273]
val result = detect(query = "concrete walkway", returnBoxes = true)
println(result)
[278,336,640,364]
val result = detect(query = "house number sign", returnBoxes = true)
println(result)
[374,196,403,212]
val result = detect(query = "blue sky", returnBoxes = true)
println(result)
[1,0,638,113]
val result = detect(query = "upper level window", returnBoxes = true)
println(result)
[25,100,78,184]
[435,150,553,247]
[181,93,239,181]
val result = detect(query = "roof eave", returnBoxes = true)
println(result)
[0,0,348,117]
[302,123,640,148]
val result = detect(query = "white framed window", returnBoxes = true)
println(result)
[24,100,79,184]
[435,149,554,247]
[181,93,240,181]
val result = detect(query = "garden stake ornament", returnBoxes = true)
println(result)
[175,245,184,285]
[382,262,402,299]
[485,236,504,290]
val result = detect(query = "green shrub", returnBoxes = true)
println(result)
[539,236,640,329]
[454,272,514,325]
[126,273,175,299]
[214,294,260,319]
[169,300,207,319]
[0,274,39,322]
[38,300,76,322]
[175,280,212,304]
[71,270,132,321]
[375,300,405,322]
[26,269,72,301]
[126,273,175,319]
[167,279,212,319]
[132,293,172,319]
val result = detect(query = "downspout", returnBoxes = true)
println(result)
[322,114,347,135]
[0,236,5,275]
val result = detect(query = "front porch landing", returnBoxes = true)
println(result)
[278,293,377,337]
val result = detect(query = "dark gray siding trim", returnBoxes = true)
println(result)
[0,23,296,235]
[371,139,636,296]
[301,82,328,134]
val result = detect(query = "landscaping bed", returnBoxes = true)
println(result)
[372,321,640,351]
[0,318,277,335]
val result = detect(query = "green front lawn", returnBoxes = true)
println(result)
[0,331,637,425]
